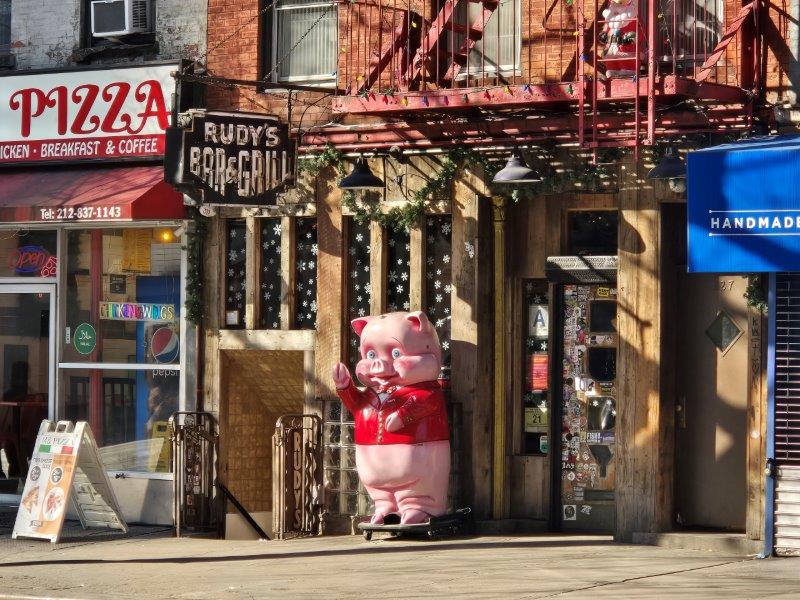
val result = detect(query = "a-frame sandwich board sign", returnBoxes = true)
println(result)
[12,420,128,543]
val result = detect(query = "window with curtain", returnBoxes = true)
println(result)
[452,0,520,77]
[272,0,338,83]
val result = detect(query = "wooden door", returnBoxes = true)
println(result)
[675,274,749,530]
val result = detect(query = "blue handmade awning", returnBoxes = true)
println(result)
[688,135,800,273]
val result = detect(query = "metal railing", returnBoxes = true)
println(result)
[336,0,749,95]
[272,414,324,539]
[170,411,219,537]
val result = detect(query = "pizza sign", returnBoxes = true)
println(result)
[0,64,175,165]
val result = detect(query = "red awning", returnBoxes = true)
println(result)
[0,165,185,223]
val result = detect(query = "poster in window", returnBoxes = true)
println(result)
[528,303,549,338]
[122,230,152,273]
[525,406,548,430]
[527,353,549,391]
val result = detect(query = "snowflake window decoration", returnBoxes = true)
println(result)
[224,220,247,328]
[425,215,453,368]
[347,219,372,368]
[295,218,318,329]
[259,218,282,329]
[386,224,411,313]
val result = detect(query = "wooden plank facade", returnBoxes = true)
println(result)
[185,0,795,542]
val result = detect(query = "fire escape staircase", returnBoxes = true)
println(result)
[409,0,501,87]
[695,0,757,83]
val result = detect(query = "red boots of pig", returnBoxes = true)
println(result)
[332,311,450,525]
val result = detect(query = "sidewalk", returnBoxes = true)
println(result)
[0,525,799,600]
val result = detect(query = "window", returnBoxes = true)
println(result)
[658,0,724,65]
[386,225,410,313]
[61,227,183,474]
[453,0,520,77]
[294,217,318,329]
[567,211,618,256]
[425,216,452,371]
[0,230,58,278]
[224,220,247,329]
[346,219,371,369]
[522,280,550,455]
[0,0,10,55]
[259,218,282,329]
[267,0,338,83]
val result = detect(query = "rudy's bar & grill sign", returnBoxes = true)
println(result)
[0,63,174,164]
[167,110,294,206]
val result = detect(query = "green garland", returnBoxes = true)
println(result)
[184,205,207,325]
[298,145,623,230]
[299,145,500,230]
[745,274,768,313]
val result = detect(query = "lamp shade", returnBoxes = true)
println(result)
[492,151,542,183]
[648,147,686,179]
[339,158,385,190]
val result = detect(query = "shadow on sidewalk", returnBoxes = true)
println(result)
[0,536,616,568]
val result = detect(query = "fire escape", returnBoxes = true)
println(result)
[318,0,761,154]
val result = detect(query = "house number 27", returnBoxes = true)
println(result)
[718,280,735,291]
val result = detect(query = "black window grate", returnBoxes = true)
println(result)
[775,273,800,466]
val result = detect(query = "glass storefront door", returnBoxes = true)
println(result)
[0,285,55,488]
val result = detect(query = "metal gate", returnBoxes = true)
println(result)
[171,411,219,537]
[272,414,323,539]
[773,274,800,555]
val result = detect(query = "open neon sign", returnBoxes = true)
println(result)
[9,245,57,277]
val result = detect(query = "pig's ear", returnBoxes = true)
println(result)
[351,316,371,337]
[405,311,433,333]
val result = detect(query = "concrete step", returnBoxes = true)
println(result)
[632,531,762,556]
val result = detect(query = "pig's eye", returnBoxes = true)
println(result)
[391,349,402,359]
[366,350,377,360]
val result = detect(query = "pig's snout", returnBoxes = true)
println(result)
[369,358,395,375]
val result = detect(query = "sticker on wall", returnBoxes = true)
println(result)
[563,505,577,521]
[151,327,180,364]
[539,435,549,454]
[73,323,96,355]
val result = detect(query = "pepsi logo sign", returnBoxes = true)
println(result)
[151,327,180,364]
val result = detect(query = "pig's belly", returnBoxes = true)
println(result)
[355,441,451,489]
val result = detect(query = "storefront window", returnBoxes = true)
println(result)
[63,368,176,473]
[294,217,318,329]
[386,224,410,312]
[259,218,282,329]
[0,229,58,278]
[425,215,452,369]
[523,280,550,456]
[60,227,182,474]
[225,220,247,329]
[346,219,371,369]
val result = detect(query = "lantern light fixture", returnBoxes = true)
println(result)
[492,149,543,184]
[338,157,385,190]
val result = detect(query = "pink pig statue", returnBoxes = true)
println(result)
[332,311,450,525]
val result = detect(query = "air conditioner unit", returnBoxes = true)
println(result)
[91,0,151,37]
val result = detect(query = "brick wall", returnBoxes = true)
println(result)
[9,0,206,70]
[205,0,333,128]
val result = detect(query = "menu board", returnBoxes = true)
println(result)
[13,421,128,543]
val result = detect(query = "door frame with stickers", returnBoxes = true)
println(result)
[558,284,618,532]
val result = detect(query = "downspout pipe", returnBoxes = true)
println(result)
[760,273,777,558]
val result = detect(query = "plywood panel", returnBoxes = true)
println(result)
[221,350,305,514]
[616,161,665,541]
[451,166,493,518]
[509,456,550,519]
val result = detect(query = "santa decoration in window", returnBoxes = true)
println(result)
[599,0,645,78]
